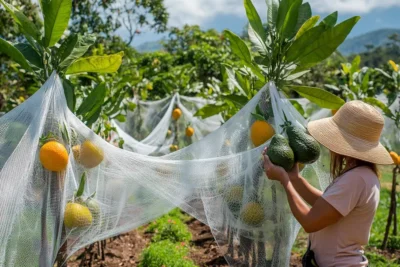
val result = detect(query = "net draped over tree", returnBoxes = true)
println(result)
[0,73,331,267]
[112,94,223,156]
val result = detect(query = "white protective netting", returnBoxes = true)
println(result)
[112,93,223,155]
[0,72,330,267]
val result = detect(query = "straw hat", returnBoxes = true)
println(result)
[307,100,393,165]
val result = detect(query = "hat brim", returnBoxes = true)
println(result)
[307,117,394,165]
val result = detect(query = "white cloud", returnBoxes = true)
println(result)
[164,0,400,27]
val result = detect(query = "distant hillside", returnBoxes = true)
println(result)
[339,28,400,55]
[135,41,164,53]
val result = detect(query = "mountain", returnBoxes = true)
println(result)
[338,28,400,56]
[135,41,164,53]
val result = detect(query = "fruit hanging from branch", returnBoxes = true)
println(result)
[39,138,69,172]
[172,108,182,120]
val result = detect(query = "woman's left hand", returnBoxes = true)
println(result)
[263,148,289,184]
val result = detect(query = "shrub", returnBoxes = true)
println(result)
[387,236,400,250]
[365,252,389,266]
[138,240,197,267]
[151,216,192,243]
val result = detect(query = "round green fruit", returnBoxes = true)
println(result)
[240,202,265,226]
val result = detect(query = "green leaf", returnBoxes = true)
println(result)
[194,104,228,119]
[115,114,126,123]
[41,0,72,47]
[320,11,338,28]
[225,66,247,96]
[288,85,345,109]
[76,173,86,198]
[363,97,393,118]
[285,70,309,80]
[248,24,268,55]
[280,0,302,39]
[295,15,320,40]
[290,100,305,116]
[222,95,248,107]
[276,0,290,31]
[375,68,392,78]
[0,0,41,41]
[323,84,340,91]
[85,106,102,126]
[341,63,351,74]
[224,30,252,64]
[244,0,266,41]
[288,16,360,71]
[0,38,32,71]
[66,52,124,74]
[14,43,43,68]
[62,79,75,112]
[361,71,370,92]
[77,83,107,116]
[288,24,326,62]
[266,0,279,28]
[294,3,311,34]
[350,55,360,73]
[58,34,96,71]
[251,113,266,121]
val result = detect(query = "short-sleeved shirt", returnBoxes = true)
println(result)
[310,166,380,267]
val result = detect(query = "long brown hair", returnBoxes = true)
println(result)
[330,151,379,180]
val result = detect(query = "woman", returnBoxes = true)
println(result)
[263,100,393,267]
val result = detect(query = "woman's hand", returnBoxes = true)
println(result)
[288,163,300,181]
[262,147,289,185]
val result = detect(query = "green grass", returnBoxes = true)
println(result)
[138,240,198,267]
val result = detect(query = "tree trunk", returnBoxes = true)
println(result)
[381,166,398,249]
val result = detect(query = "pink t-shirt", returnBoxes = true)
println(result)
[310,166,380,267]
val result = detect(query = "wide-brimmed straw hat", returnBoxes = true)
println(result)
[307,100,393,165]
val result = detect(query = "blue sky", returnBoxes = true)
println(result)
[124,0,400,46]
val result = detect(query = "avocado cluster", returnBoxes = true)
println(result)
[266,125,320,171]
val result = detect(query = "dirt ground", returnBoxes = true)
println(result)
[67,216,304,267]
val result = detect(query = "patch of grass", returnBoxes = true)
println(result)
[138,240,197,267]
[151,216,192,243]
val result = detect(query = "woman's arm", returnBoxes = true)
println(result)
[263,154,342,233]
[288,165,323,206]
[281,176,342,233]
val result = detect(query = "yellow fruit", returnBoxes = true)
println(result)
[390,151,400,165]
[389,60,399,72]
[185,126,194,137]
[146,83,153,90]
[170,145,179,152]
[80,141,104,168]
[166,130,172,137]
[250,120,275,147]
[64,202,93,228]
[240,202,265,226]
[39,141,69,171]
[172,108,182,120]
[224,186,244,204]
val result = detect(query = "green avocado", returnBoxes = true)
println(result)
[286,125,320,164]
[266,134,295,171]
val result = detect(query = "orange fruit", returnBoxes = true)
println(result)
[389,151,400,165]
[185,126,194,137]
[79,141,104,168]
[172,108,182,120]
[250,120,275,147]
[40,141,69,171]
[331,110,338,116]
